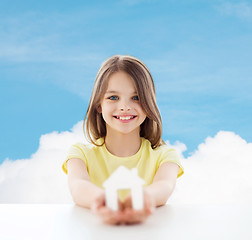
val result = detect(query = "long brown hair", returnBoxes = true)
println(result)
[84,55,165,149]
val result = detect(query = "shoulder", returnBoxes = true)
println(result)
[63,138,104,174]
[153,142,184,178]
[68,142,93,154]
[156,144,179,158]
[67,139,96,156]
[68,138,104,154]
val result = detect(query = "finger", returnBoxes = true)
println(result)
[143,192,155,214]
[144,200,155,214]
[123,197,132,209]
[122,193,133,209]
[98,208,123,225]
[91,197,106,213]
[118,200,124,211]
[123,209,147,225]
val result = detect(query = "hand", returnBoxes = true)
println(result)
[121,190,155,224]
[91,190,155,225]
[91,192,124,225]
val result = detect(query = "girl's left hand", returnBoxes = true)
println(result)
[121,190,155,224]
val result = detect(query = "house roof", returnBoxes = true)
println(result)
[103,166,145,189]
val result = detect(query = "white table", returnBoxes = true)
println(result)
[0,204,251,240]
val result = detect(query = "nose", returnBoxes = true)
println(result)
[119,99,131,111]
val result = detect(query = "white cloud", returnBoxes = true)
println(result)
[165,139,187,160]
[169,131,252,204]
[0,121,86,203]
[0,122,252,204]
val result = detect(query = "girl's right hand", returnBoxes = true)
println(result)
[91,192,124,225]
[121,190,155,224]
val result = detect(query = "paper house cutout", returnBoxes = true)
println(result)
[103,166,145,211]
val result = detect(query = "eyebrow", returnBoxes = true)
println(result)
[105,90,137,94]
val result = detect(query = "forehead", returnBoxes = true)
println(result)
[105,71,137,93]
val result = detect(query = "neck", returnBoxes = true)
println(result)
[104,129,142,157]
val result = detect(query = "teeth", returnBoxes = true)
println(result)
[118,116,133,120]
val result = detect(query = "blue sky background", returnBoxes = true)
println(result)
[1,0,252,163]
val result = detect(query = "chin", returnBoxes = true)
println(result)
[117,128,140,135]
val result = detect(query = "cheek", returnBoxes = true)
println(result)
[135,104,145,114]
[101,103,114,114]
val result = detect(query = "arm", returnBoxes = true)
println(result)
[67,158,104,208]
[68,158,124,224]
[145,161,179,207]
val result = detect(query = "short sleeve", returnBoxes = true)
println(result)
[62,143,88,174]
[157,148,184,178]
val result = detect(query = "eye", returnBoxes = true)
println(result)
[132,95,139,101]
[108,96,118,100]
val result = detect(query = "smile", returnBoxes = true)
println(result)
[113,115,137,120]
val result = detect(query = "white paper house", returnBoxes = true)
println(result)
[103,166,145,211]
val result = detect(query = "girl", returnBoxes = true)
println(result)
[62,55,184,225]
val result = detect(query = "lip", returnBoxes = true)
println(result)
[113,115,137,123]
[114,115,136,117]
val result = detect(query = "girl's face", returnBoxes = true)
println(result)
[99,71,146,136]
